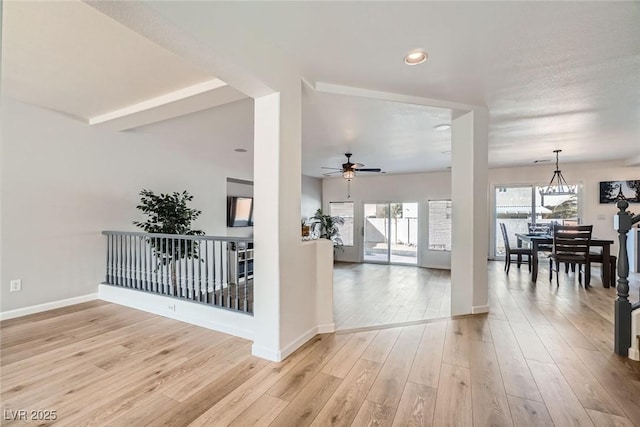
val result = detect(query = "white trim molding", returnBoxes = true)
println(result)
[472,305,490,314]
[0,293,99,321]
[317,323,335,334]
[251,325,333,362]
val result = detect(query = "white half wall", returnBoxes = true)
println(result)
[98,284,255,340]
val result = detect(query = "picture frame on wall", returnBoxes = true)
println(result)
[599,180,640,203]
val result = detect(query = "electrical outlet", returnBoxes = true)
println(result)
[168,304,176,312]
[10,280,22,292]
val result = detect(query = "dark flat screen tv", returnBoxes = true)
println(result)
[227,196,253,227]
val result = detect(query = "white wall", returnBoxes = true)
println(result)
[322,171,451,269]
[0,97,253,312]
[301,175,322,221]
[322,159,640,268]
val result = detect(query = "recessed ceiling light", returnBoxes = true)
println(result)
[434,124,451,131]
[234,148,247,153]
[404,49,428,65]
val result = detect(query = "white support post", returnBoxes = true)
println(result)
[451,109,489,316]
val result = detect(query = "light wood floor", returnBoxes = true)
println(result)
[333,262,451,330]
[1,261,639,426]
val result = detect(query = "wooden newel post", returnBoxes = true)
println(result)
[614,200,632,356]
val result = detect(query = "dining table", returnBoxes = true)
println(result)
[515,233,615,287]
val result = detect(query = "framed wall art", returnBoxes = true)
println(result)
[599,180,640,203]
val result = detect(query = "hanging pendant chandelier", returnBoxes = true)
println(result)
[539,150,576,196]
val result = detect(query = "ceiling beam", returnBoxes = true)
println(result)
[314,81,482,116]
[88,79,247,131]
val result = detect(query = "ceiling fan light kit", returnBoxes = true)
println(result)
[322,153,384,199]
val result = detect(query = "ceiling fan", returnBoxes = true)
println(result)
[321,153,383,180]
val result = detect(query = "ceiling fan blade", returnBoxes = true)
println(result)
[356,168,382,172]
[322,171,343,176]
[321,167,342,170]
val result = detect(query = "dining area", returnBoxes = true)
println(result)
[499,221,616,288]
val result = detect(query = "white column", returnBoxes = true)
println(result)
[252,84,325,361]
[451,109,489,315]
[251,93,282,360]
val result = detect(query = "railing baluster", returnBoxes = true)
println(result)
[143,237,147,291]
[124,235,129,287]
[138,236,142,289]
[243,244,249,312]
[155,237,160,294]
[176,238,181,297]
[238,242,242,310]
[121,234,125,287]
[134,236,139,289]
[129,235,133,288]
[117,234,121,286]
[228,242,232,307]
[191,242,195,301]
[197,239,202,302]
[160,237,169,295]
[213,240,218,306]
[105,234,111,283]
[203,240,209,304]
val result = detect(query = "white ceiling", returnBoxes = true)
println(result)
[2,1,639,177]
[0,0,221,120]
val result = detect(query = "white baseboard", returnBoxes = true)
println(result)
[98,284,254,341]
[251,343,282,362]
[280,326,319,361]
[251,325,329,362]
[629,347,640,362]
[0,294,99,321]
[472,305,490,314]
[317,323,335,334]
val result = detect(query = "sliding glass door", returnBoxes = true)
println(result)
[363,202,418,264]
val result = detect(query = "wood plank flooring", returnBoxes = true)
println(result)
[333,262,451,330]
[1,261,639,426]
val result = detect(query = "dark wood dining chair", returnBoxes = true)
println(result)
[499,223,532,274]
[549,225,593,287]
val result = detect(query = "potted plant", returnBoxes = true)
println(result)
[133,189,204,287]
[310,208,345,250]
[301,219,311,237]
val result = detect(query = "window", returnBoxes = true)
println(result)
[329,202,354,246]
[494,184,580,257]
[428,200,452,251]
